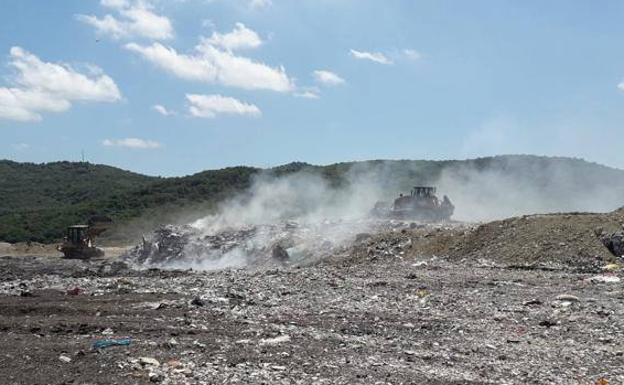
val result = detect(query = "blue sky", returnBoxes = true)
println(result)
[1,0,623,176]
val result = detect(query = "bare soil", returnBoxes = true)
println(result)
[1,210,623,384]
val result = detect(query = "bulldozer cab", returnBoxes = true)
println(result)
[411,186,436,198]
[59,221,108,259]
[67,225,90,245]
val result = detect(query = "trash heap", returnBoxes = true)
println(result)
[124,219,392,270]
[601,231,624,259]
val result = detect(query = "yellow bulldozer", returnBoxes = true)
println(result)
[372,186,454,221]
[57,216,112,259]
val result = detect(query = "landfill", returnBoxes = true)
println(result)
[0,210,623,384]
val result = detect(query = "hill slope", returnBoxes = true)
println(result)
[1,155,623,243]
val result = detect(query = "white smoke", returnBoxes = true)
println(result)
[191,169,384,233]
[134,156,624,270]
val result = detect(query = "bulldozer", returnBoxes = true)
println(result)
[372,186,454,221]
[57,216,111,259]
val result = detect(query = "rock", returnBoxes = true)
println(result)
[140,357,160,367]
[58,354,71,363]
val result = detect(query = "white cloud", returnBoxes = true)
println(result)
[152,104,175,116]
[349,49,393,65]
[101,0,129,9]
[294,86,320,99]
[0,47,121,122]
[77,0,173,40]
[403,49,422,61]
[295,91,320,99]
[203,23,262,51]
[618,81,624,92]
[0,88,71,121]
[9,47,121,102]
[249,0,272,9]
[102,137,162,149]
[186,94,261,118]
[125,40,293,92]
[313,70,345,86]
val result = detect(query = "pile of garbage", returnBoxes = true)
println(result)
[124,219,396,270]
[601,231,624,259]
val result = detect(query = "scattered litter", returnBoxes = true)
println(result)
[140,357,160,367]
[92,338,132,349]
[190,297,205,307]
[58,354,71,363]
[260,335,291,345]
[66,287,82,296]
[555,294,580,302]
[586,275,621,284]
[602,263,621,272]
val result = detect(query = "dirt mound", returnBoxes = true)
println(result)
[447,210,623,270]
[612,206,624,218]
[343,208,624,271]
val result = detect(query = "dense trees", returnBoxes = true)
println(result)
[1,156,622,244]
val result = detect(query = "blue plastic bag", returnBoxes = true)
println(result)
[92,338,132,349]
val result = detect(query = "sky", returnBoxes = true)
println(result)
[1,0,624,176]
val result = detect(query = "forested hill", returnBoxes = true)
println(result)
[1,155,623,243]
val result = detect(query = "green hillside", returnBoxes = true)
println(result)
[0,160,258,243]
[1,155,623,244]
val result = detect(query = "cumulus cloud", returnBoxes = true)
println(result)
[0,47,121,122]
[349,49,393,65]
[102,137,162,149]
[203,22,262,51]
[125,37,293,92]
[186,94,261,118]
[618,81,624,92]
[101,0,129,9]
[313,70,345,86]
[152,104,174,115]
[77,0,173,40]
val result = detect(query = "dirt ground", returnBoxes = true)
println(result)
[0,242,131,259]
[0,250,622,383]
[1,210,623,384]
